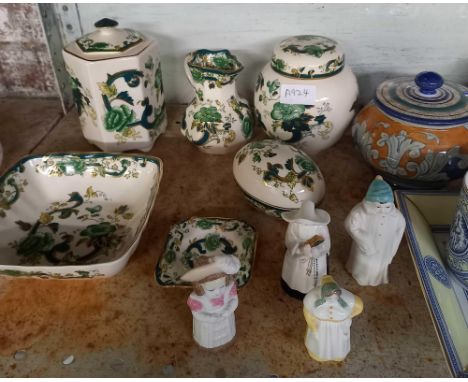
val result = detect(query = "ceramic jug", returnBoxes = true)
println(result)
[63,18,167,152]
[181,49,253,154]
[254,35,358,156]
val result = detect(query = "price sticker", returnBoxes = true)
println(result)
[280,85,316,105]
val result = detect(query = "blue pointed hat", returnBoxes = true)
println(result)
[365,175,394,203]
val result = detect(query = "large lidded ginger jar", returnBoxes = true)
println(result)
[254,35,358,156]
[63,18,167,152]
[353,71,468,188]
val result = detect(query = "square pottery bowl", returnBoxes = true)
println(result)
[155,217,257,288]
[0,153,162,278]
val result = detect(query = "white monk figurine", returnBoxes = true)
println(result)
[344,175,406,286]
[281,201,331,299]
[303,275,363,362]
[181,254,240,349]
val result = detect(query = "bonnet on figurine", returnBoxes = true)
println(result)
[314,275,348,308]
[180,254,241,283]
[364,175,394,204]
[281,200,330,226]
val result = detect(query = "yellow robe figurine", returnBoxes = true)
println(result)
[303,275,363,362]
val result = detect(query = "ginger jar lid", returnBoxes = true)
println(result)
[270,35,345,79]
[375,71,468,126]
[64,18,150,61]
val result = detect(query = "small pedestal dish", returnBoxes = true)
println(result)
[181,49,253,154]
[353,71,468,188]
[0,153,162,278]
[254,35,358,156]
[155,217,256,288]
[233,139,325,217]
[63,18,167,152]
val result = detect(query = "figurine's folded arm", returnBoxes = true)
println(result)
[222,296,239,316]
[303,308,318,332]
[345,214,368,243]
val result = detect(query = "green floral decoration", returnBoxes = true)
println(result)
[80,222,116,238]
[271,102,305,121]
[295,155,316,172]
[196,218,215,230]
[271,57,286,71]
[190,68,204,83]
[213,56,236,70]
[57,159,87,176]
[242,116,253,139]
[205,233,221,251]
[193,106,222,123]
[104,105,135,132]
[17,232,54,257]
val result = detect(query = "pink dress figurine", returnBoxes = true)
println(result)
[181,254,241,349]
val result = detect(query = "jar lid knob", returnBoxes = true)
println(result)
[415,71,444,95]
[94,18,118,28]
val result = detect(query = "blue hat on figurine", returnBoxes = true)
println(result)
[364,175,394,203]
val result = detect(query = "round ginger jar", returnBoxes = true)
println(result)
[352,71,468,188]
[254,35,358,156]
[62,18,167,152]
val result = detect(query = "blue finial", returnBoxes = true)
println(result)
[415,71,444,95]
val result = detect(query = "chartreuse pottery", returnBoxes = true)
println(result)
[63,18,167,152]
[353,71,468,188]
[233,139,325,217]
[395,190,468,377]
[155,217,256,287]
[254,35,358,156]
[181,49,253,154]
[0,153,162,278]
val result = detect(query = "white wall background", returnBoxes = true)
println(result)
[76,3,468,105]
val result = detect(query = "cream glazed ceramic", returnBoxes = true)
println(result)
[0,153,163,278]
[233,139,325,217]
[155,217,257,288]
[181,254,241,349]
[181,49,253,154]
[63,18,167,152]
[344,176,406,286]
[255,35,358,156]
[303,275,363,362]
[281,201,331,298]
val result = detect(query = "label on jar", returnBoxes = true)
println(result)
[280,85,316,105]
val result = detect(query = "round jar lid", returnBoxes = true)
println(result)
[270,35,345,79]
[64,18,149,61]
[375,71,468,126]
